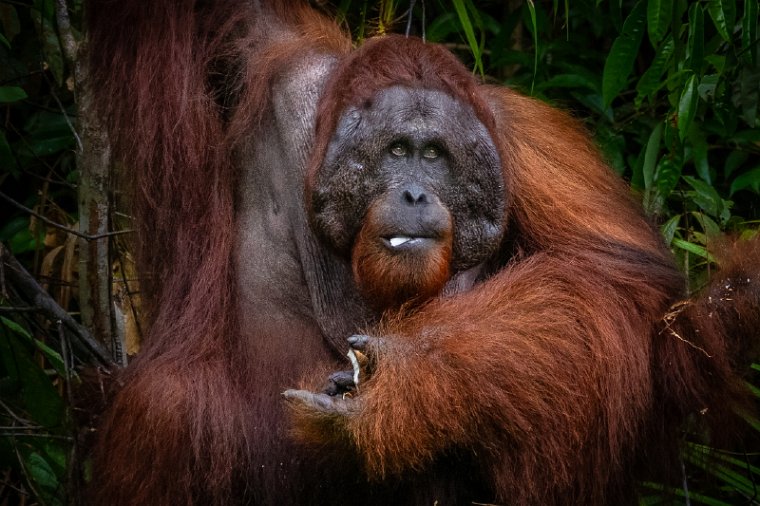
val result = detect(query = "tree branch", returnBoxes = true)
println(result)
[0,243,115,369]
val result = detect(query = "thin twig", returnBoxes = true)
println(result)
[0,399,35,427]
[5,433,74,440]
[0,191,131,240]
[40,69,83,152]
[660,300,713,358]
[0,475,31,497]
[0,307,44,313]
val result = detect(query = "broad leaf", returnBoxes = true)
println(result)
[687,124,711,183]
[647,0,672,46]
[742,0,758,64]
[603,0,647,107]
[707,0,736,42]
[677,73,699,140]
[730,167,760,195]
[687,3,704,74]
[0,328,65,427]
[636,36,674,106]
[684,175,727,222]
[660,214,681,245]
[643,122,663,189]
[672,238,714,261]
[0,85,27,103]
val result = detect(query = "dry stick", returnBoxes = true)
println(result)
[0,244,114,368]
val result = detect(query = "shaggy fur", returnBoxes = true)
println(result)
[86,1,760,505]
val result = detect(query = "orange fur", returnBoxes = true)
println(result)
[352,204,453,311]
[87,1,760,504]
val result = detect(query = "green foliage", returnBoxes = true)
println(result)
[1,1,83,503]
[1,316,74,506]
[440,0,760,287]
[603,0,647,108]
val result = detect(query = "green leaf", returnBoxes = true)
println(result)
[725,151,749,179]
[691,212,722,236]
[536,73,600,93]
[730,167,760,195]
[603,0,647,107]
[643,122,663,189]
[731,129,760,143]
[739,66,760,126]
[684,175,726,221]
[34,0,55,22]
[595,126,626,175]
[677,73,698,140]
[644,158,682,215]
[654,157,682,197]
[641,482,733,506]
[0,325,65,427]
[452,0,483,75]
[635,36,674,106]
[0,85,27,103]
[645,156,682,216]
[660,214,681,245]
[697,73,719,101]
[1,316,32,338]
[8,225,43,255]
[647,0,672,46]
[686,3,704,74]
[24,452,64,506]
[40,441,68,475]
[687,459,757,497]
[1,317,68,378]
[707,0,736,42]
[426,12,459,41]
[672,238,714,260]
[25,452,60,492]
[19,110,76,158]
[526,0,539,94]
[0,216,28,244]
[688,124,710,183]
[609,0,623,31]
[742,0,758,64]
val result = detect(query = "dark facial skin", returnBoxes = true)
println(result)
[310,85,507,295]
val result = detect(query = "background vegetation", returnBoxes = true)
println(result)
[0,0,758,504]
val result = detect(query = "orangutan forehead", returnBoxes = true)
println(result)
[364,85,474,120]
[331,85,488,143]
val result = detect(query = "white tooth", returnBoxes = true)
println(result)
[389,236,411,247]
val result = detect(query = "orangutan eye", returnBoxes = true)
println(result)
[390,143,407,157]
[422,146,439,159]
